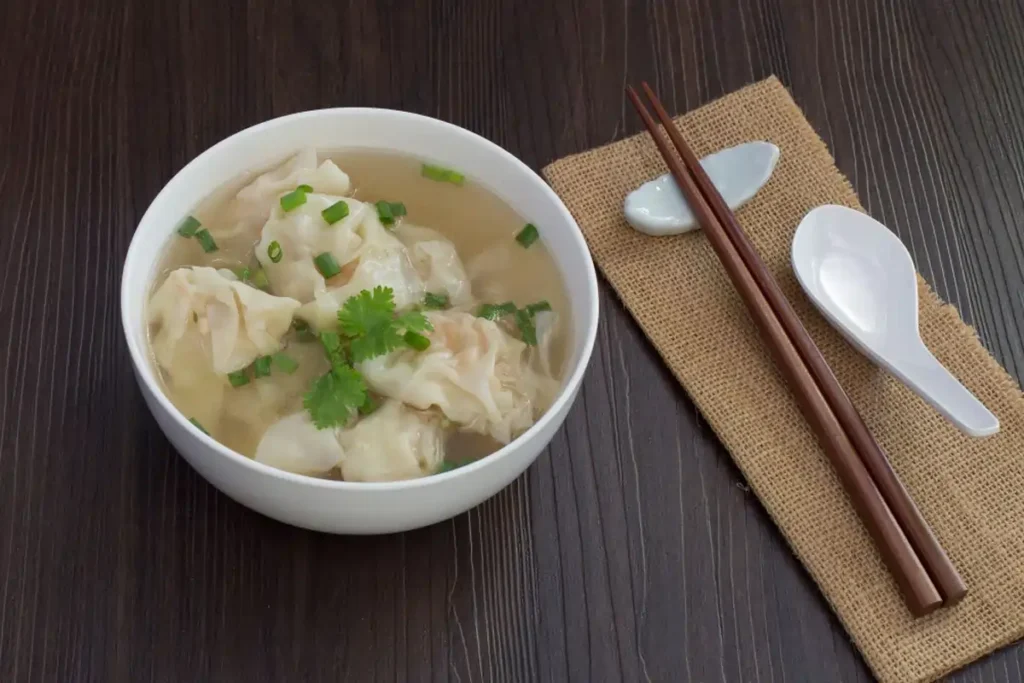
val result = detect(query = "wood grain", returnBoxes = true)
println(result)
[1,0,1022,681]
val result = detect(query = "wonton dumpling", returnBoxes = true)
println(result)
[394,224,473,307]
[337,400,445,482]
[148,266,300,375]
[210,150,353,241]
[357,311,557,444]
[295,246,425,330]
[254,412,346,476]
[255,194,374,301]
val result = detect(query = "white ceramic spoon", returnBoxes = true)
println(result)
[791,204,999,437]
[624,141,779,236]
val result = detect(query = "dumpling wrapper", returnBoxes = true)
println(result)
[253,401,444,481]
[338,400,445,482]
[254,412,346,476]
[394,223,474,308]
[210,150,352,241]
[148,266,300,375]
[358,311,558,444]
[291,213,426,329]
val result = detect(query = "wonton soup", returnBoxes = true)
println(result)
[146,149,570,482]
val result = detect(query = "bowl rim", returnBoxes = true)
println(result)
[120,106,600,490]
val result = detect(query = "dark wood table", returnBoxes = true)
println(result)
[4,1,1023,681]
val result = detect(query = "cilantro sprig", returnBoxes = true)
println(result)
[302,286,435,429]
[338,286,432,363]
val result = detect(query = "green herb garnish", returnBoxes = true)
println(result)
[233,266,251,281]
[421,163,465,186]
[437,460,470,474]
[177,216,201,237]
[514,308,538,345]
[337,286,433,362]
[322,200,350,225]
[194,229,218,253]
[252,355,273,378]
[376,200,395,225]
[303,365,367,430]
[524,300,552,315]
[516,223,539,248]
[403,330,431,351]
[267,240,283,263]
[227,369,250,387]
[314,252,341,278]
[280,187,308,212]
[389,202,407,217]
[272,352,299,374]
[319,331,347,368]
[189,417,209,435]
[423,292,450,310]
[476,302,517,320]
[296,184,314,193]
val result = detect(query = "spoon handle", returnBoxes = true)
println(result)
[893,344,1000,437]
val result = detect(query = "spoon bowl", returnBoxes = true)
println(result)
[792,204,999,437]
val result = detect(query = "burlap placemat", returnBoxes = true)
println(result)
[543,76,1024,683]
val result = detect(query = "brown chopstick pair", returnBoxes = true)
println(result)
[627,83,966,617]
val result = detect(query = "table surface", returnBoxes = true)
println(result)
[4,0,1024,681]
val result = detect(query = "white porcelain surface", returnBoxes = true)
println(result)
[121,109,600,534]
[623,141,779,236]
[791,204,999,437]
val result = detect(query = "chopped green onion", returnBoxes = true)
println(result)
[404,330,431,351]
[525,300,552,316]
[423,292,450,310]
[321,200,350,225]
[280,189,308,211]
[359,394,378,416]
[296,184,314,193]
[250,268,270,290]
[292,319,318,343]
[189,417,209,435]
[194,229,218,253]
[514,308,538,346]
[233,266,251,282]
[267,240,283,263]
[516,223,540,248]
[476,302,517,320]
[376,200,395,225]
[177,215,201,237]
[252,355,273,378]
[227,369,250,387]
[389,202,407,217]
[421,163,465,186]
[313,252,341,278]
[437,460,470,474]
[272,352,299,374]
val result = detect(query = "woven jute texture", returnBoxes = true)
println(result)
[543,77,1024,683]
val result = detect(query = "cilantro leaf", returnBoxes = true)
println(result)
[338,286,396,337]
[395,310,431,333]
[338,287,435,363]
[303,366,367,429]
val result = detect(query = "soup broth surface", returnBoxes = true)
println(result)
[149,149,571,479]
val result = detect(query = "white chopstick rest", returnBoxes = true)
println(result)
[624,141,779,236]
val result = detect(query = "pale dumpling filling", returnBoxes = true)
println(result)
[147,150,566,482]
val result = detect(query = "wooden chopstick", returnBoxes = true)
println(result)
[627,85,944,617]
[635,83,967,607]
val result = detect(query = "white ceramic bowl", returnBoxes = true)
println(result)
[120,109,600,534]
